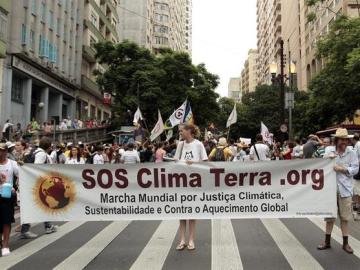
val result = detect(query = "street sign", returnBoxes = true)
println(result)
[285,92,294,109]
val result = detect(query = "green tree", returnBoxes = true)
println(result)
[94,40,220,128]
[306,17,360,129]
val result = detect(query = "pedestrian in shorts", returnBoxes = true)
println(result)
[318,128,359,254]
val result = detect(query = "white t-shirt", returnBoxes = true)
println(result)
[34,148,53,164]
[2,122,13,133]
[174,139,208,162]
[250,143,270,161]
[65,158,85,164]
[93,153,104,164]
[0,159,19,194]
[120,150,140,164]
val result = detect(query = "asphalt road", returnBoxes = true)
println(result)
[1,212,360,270]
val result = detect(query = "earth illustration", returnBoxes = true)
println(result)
[38,176,72,209]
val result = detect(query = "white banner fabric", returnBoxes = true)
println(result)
[19,159,337,223]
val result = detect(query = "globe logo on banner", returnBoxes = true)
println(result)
[33,173,76,214]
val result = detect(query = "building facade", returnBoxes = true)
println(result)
[297,0,359,90]
[1,0,84,127]
[228,77,241,103]
[257,0,360,91]
[241,49,258,93]
[256,0,282,85]
[118,0,192,53]
[81,0,119,121]
[0,0,10,118]
[0,0,117,128]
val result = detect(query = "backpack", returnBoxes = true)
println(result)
[213,147,226,162]
[24,149,48,164]
[23,148,37,163]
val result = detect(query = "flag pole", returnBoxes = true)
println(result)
[227,125,231,141]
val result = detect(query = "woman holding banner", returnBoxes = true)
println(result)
[174,123,208,251]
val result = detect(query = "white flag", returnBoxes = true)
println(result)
[226,104,237,128]
[165,129,173,142]
[261,122,273,145]
[150,110,164,142]
[133,107,143,124]
[168,100,187,127]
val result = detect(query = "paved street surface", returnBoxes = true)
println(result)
[1,212,360,270]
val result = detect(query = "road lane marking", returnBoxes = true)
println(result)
[129,220,178,270]
[53,221,131,270]
[1,222,85,269]
[262,219,324,270]
[211,219,243,270]
[309,218,360,259]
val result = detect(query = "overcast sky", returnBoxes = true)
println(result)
[192,0,257,97]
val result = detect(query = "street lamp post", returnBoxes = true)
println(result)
[270,39,297,142]
[288,61,296,140]
[270,39,286,125]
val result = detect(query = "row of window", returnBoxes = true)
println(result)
[39,35,58,63]
[154,25,169,34]
[154,13,169,23]
[22,25,58,63]
[154,2,169,11]
[154,36,168,45]
[29,0,79,30]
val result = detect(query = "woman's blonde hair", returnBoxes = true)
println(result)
[180,123,201,138]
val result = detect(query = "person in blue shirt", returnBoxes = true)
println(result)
[318,128,359,254]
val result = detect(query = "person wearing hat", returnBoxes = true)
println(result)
[5,142,16,161]
[208,137,233,161]
[352,133,360,218]
[318,128,359,254]
[0,142,19,256]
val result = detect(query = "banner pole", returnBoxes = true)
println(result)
[227,125,231,141]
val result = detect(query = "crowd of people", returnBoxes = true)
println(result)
[0,122,360,256]
[1,118,111,142]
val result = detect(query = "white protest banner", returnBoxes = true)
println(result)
[261,122,273,145]
[240,138,252,145]
[133,107,143,124]
[226,104,237,128]
[19,159,336,223]
[150,110,164,142]
[168,100,187,127]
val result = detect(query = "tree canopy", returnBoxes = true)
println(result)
[94,40,220,128]
[305,17,360,129]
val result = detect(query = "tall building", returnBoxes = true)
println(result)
[257,0,360,91]
[241,49,258,93]
[228,77,241,103]
[0,0,10,116]
[1,0,84,127]
[0,0,119,127]
[256,0,282,85]
[297,0,359,90]
[118,0,192,53]
[81,0,119,121]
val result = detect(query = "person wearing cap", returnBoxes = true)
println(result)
[5,142,16,161]
[318,128,359,254]
[0,142,19,256]
[208,137,233,161]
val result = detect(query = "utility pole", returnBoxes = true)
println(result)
[279,39,285,125]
